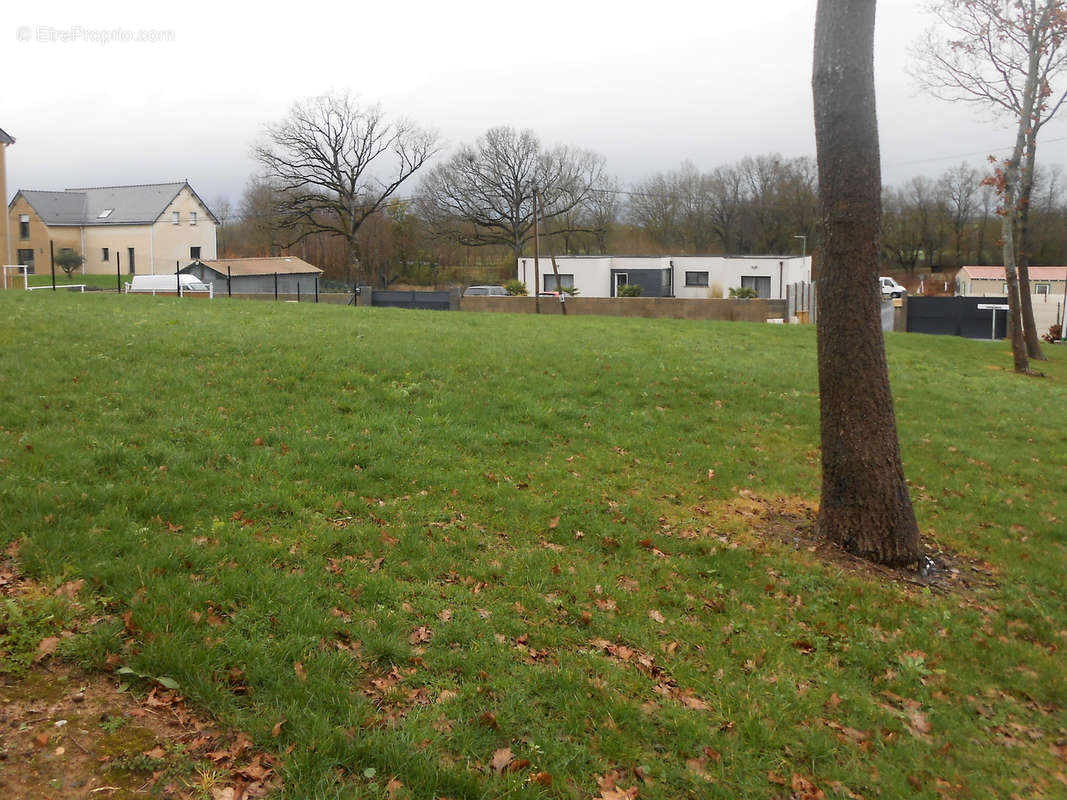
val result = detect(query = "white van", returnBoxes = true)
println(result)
[125,274,213,296]
[879,276,906,298]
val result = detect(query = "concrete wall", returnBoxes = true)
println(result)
[461,294,788,322]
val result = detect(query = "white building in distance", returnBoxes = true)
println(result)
[516,255,812,299]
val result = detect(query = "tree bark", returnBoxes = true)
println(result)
[1017,133,1047,359]
[812,0,922,567]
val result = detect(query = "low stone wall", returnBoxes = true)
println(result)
[460,295,789,322]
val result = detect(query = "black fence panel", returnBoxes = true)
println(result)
[907,297,1008,339]
[371,291,452,311]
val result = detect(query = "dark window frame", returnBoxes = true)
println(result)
[685,271,709,287]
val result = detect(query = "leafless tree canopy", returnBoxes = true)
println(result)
[252,92,439,282]
[913,0,1067,125]
[629,156,818,254]
[418,126,605,258]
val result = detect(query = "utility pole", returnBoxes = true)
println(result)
[533,189,541,315]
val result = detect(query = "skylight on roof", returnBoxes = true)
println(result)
[97,208,113,219]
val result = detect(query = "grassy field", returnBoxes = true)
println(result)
[1,291,1065,799]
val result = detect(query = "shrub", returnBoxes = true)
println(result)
[1042,323,1062,344]
[729,286,758,299]
[617,284,642,297]
[504,279,527,296]
[54,250,86,278]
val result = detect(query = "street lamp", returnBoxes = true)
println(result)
[794,234,808,281]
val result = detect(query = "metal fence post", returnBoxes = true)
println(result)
[274,272,278,301]
[227,265,232,297]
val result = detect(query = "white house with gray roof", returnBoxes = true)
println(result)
[8,181,217,276]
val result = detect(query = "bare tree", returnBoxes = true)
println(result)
[419,126,604,262]
[913,0,1067,367]
[813,0,922,566]
[211,195,233,257]
[938,163,980,267]
[253,92,439,286]
[629,173,680,251]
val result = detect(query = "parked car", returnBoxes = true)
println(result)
[463,285,508,297]
[879,276,906,298]
[125,274,213,295]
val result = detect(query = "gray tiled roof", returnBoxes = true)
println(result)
[18,191,88,225]
[0,127,14,145]
[16,182,216,226]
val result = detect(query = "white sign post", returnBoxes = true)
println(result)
[977,303,1009,340]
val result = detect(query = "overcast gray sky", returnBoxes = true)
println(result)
[7,0,1067,209]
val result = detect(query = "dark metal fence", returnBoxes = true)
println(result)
[906,296,1008,339]
[371,290,452,311]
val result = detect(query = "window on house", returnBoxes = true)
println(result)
[172,212,180,225]
[685,271,709,287]
[543,273,574,292]
[190,246,201,260]
[741,275,772,298]
[102,247,109,262]
[19,215,29,239]
[190,212,197,226]
[1035,283,1050,296]
[17,249,35,273]
[60,247,73,256]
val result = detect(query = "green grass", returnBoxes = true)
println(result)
[1,292,1065,799]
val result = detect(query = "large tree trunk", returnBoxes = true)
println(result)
[1017,135,1047,360]
[812,0,922,567]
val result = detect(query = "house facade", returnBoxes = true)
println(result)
[8,181,217,276]
[956,265,1067,333]
[516,255,812,299]
[182,257,323,294]
[0,127,14,268]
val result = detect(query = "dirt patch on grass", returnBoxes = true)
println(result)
[1,549,281,799]
[705,491,999,595]
[0,662,282,799]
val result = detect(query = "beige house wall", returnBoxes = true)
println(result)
[8,195,80,275]
[81,225,153,275]
[1,144,8,267]
[148,186,217,274]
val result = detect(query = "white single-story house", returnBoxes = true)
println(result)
[516,255,812,299]
[956,265,1067,333]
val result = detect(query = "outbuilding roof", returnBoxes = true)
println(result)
[191,257,324,276]
[14,181,218,226]
[959,266,1067,280]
